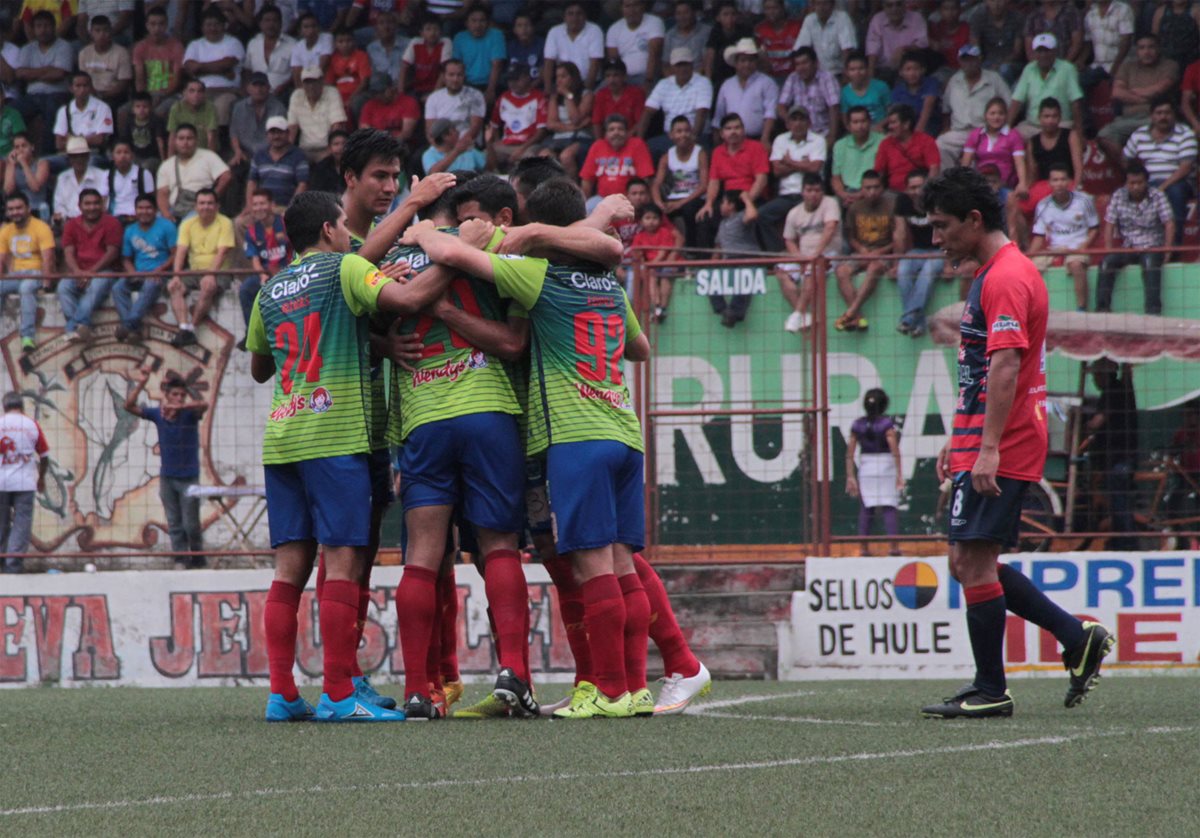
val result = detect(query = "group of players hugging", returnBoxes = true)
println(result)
[246,128,711,722]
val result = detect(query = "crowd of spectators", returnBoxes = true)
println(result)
[0,0,1196,346]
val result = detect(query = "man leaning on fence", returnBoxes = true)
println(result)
[0,392,49,574]
[1098,159,1173,315]
[124,369,208,569]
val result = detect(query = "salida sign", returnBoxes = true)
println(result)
[1,566,572,688]
[784,554,1200,680]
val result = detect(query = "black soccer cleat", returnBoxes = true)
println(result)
[404,693,442,721]
[1063,621,1115,708]
[921,685,1014,719]
[493,667,540,718]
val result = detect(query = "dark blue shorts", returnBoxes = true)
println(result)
[547,440,645,555]
[524,455,552,536]
[947,471,1030,548]
[264,454,372,548]
[399,412,524,534]
[368,447,394,508]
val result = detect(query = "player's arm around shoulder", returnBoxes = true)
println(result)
[623,293,650,361]
[245,296,276,383]
[496,221,624,269]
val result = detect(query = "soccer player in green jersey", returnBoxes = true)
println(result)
[247,191,457,723]
[402,178,654,719]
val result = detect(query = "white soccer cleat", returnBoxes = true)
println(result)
[653,662,712,715]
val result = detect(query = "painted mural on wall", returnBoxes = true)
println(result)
[0,297,269,553]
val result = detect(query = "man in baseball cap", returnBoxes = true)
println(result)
[639,44,713,157]
[936,43,1012,169]
[1009,31,1084,139]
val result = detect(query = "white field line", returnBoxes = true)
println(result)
[4,727,1188,819]
[695,710,900,728]
[683,690,818,712]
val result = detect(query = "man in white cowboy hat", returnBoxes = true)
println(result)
[53,136,108,223]
[641,46,713,158]
[714,37,779,142]
[605,0,665,89]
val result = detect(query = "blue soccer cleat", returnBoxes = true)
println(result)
[265,693,316,722]
[314,692,407,722]
[352,675,398,709]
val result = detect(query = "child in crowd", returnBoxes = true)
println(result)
[327,28,372,113]
[632,203,684,323]
[401,17,453,101]
[712,188,759,328]
[119,92,167,171]
[845,388,904,557]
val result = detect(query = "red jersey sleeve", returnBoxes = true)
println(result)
[981,268,1034,355]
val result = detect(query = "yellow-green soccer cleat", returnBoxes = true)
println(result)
[540,680,596,716]
[452,693,511,720]
[443,679,465,709]
[553,688,634,719]
[630,687,655,717]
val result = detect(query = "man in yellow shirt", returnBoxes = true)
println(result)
[0,192,55,353]
[168,187,233,347]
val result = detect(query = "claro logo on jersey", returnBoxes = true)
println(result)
[269,269,312,300]
[411,350,488,387]
[566,272,621,292]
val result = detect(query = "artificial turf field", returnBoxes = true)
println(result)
[2,677,1197,836]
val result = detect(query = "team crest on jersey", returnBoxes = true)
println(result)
[364,269,383,288]
[309,387,333,413]
[992,314,1021,333]
[467,350,487,369]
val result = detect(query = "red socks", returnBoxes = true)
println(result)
[426,578,443,692]
[395,565,438,699]
[352,585,370,679]
[581,574,627,699]
[438,567,460,682]
[319,579,360,702]
[618,573,650,692]
[265,581,302,701]
[483,549,531,682]
[545,554,592,685]
[634,553,700,678]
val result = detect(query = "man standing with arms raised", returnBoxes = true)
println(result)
[921,167,1113,719]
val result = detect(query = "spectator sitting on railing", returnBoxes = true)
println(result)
[634,203,684,323]
[1122,96,1197,244]
[1097,160,1174,316]
[834,169,897,333]
[1028,163,1099,311]
[113,193,175,342]
[894,168,944,338]
[778,172,841,334]
[237,189,292,350]
[0,191,54,354]
[59,188,122,342]
[168,188,233,348]
[124,368,208,569]
[711,187,759,328]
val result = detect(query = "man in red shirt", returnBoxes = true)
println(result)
[696,113,770,246]
[486,64,548,172]
[591,59,647,138]
[59,188,122,341]
[922,166,1113,720]
[753,0,801,81]
[874,103,940,191]
[359,73,420,149]
[580,114,654,201]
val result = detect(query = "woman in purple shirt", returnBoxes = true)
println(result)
[846,388,904,556]
[961,96,1028,201]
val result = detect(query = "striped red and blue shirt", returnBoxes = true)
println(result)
[951,241,1048,482]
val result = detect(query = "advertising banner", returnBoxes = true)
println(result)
[0,565,574,688]
[783,553,1200,680]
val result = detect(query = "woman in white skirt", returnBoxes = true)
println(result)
[845,388,904,556]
